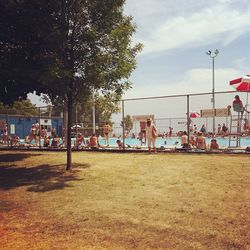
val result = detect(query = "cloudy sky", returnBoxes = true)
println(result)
[30,0,250,114]
[123,0,250,98]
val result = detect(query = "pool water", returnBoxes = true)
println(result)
[18,136,250,148]
[99,137,250,148]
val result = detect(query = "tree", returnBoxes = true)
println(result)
[39,0,142,170]
[121,115,133,133]
[73,92,122,127]
[0,0,142,170]
[0,0,56,104]
[0,100,38,116]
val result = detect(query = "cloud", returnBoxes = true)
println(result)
[124,67,242,99]
[132,3,250,55]
[119,67,247,123]
[28,93,47,107]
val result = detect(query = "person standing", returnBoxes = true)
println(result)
[169,126,173,137]
[2,126,8,144]
[139,121,146,145]
[196,132,206,150]
[217,124,222,135]
[200,124,206,134]
[181,131,189,149]
[243,118,249,135]
[222,123,229,136]
[145,118,157,153]
[34,120,40,143]
[103,122,111,146]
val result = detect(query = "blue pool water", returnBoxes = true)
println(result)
[98,137,250,148]
[18,136,250,148]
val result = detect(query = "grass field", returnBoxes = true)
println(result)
[0,150,249,250]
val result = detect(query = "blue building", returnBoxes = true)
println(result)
[0,114,63,139]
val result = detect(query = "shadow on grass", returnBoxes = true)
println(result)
[0,153,42,162]
[0,163,90,192]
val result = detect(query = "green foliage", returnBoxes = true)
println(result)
[0,0,142,105]
[41,0,142,105]
[0,0,57,104]
[0,100,38,116]
[121,114,133,133]
[0,0,142,169]
[72,92,121,127]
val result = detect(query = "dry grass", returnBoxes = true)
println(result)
[0,150,249,250]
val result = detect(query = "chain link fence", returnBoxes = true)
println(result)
[120,90,250,150]
[0,106,64,147]
[1,90,250,150]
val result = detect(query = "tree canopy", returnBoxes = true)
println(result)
[72,92,121,126]
[121,114,133,133]
[0,100,38,116]
[1,0,141,103]
[0,0,56,104]
[0,0,142,169]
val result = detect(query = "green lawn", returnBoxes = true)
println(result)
[0,150,249,249]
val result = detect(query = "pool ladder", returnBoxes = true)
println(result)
[229,112,242,148]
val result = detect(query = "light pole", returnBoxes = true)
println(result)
[206,49,219,133]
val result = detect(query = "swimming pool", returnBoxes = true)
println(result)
[17,136,250,148]
[98,137,250,148]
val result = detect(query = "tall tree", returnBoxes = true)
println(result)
[40,0,142,170]
[0,0,142,170]
[121,114,133,133]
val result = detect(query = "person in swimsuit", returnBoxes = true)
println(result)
[210,139,219,150]
[232,95,244,118]
[89,133,99,149]
[196,132,206,150]
[103,123,111,145]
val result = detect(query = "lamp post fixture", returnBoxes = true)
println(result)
[206,49,219,133]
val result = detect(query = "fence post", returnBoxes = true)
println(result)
[122,100,125,151]
[39,107,41,148]
[186,95,190,146]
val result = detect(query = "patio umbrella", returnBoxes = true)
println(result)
[229,75,250,110]
[71,124,81,129]
[229,75,250,91]
[189,112,200,118]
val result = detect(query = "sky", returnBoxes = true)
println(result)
[29,0,250,116]
[122,0,250,99]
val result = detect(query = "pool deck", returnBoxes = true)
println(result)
[0,144,249,155]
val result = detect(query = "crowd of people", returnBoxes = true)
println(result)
[1,95,249,152]
[137,95,250,152]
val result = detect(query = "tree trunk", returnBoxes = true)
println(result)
[63,109,68,145]
[66,89,73,171]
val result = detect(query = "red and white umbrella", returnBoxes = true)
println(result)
[189,112,200,118]
[230,75,250,111]
[229,75,250,92]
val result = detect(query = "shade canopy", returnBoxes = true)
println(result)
[229,75,250,92]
